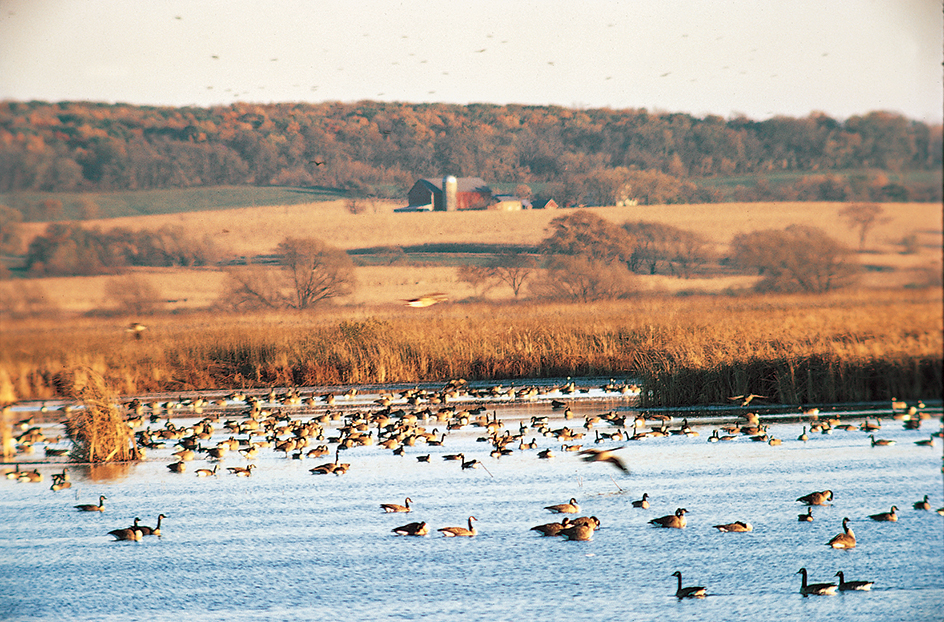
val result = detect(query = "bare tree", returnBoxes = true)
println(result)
[838,202,889,249]
[539,255,636,302]
[227,238,355,310]
[732,225,859,293]
[457,264,497,298]
[487,251,536,297]
[278,237,356,309]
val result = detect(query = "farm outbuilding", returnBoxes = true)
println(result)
[406,177,493,211]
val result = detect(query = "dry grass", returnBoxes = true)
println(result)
[60,368,137,463]
[2,289,940,405]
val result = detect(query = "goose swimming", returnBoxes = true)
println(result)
[381,497,413,513]
[868,505,898,522]
[392,521,428,536]
[835,571,874,591]
[75,495,107,512]
[438,516,477,537]
[827,517,856,549]
[650,508,688,529]
[544,498,580,514]
[797,568,837,595]
[797,490,833,506]
[671,571,706,598]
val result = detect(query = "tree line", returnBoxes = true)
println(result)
[1,101,940,206]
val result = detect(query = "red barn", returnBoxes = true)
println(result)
[406,177,493,211]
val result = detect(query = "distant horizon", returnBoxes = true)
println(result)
[1,0,940,125]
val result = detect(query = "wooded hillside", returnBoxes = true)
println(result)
[1,101,940,206]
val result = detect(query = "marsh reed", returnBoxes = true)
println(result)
[60,368,137,463]
[2,289,940,407]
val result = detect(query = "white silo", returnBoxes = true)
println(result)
[443,175,458,212]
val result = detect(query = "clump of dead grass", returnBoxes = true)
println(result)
[61,368,137,463]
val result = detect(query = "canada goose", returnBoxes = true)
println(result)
[50,479,72,491]
[559,522,595,541]
[137,514,165,537]
[537,448,554,459]
[729,394,766,407]
[75,495,107,512]
[650,508,688,529]
[17,469,42,483]
[671,571,706,598]
[108,526,143,541]
[460,458,493,477]
[531,518,571,536]
[570,516,601,529]
[195,465,218,477]
[797,568,837,595]
[632,493,650,509]
[708,430,720,443]
[442,452,464,461]
[827,517,856,549]
[797,490,833,506]
[392,521,428,536]
[835,571,874,591]
[713,521,753,532]
[913,495,931,511]
[438,516,477,537]
[381,497,412,513]
[545,498,580,514]
[798,427,809,442]
[404,293,446,308]
[416,454,430,463]
[167,461,186,473]
[914,436,935,447]
[868,505,898,522]
[869,435,895,447]
[798,507,814,522]
[227,464,255,477]
[578,447,628,473]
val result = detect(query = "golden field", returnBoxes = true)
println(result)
[5,200,942,313]
[1,199,942,405]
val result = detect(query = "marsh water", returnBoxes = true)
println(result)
[2,379,942,622]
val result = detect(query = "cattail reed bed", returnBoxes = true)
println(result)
[1,289,940,406]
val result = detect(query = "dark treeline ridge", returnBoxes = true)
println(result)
[1,100,941,205]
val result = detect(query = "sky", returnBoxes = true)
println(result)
[1,0,941,123]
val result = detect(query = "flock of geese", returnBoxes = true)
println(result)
[6,383,942,600]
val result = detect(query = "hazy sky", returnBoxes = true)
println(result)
[1,0,941,122]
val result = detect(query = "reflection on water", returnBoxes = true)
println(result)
[1,379,942,622]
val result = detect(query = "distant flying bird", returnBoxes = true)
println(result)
[475,49,486,53]
[404,293,447,308]
[578,447,628,473]
[309,160,326,166]
[729,394,766,406]
[127,322,147,340]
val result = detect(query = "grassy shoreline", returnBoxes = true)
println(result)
[2,288,940,407]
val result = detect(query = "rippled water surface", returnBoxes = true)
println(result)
[2,381,942,621]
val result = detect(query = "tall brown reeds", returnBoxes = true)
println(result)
[2,289,941,407]
[61,368,137,463]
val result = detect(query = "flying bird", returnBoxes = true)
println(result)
[729,394,766,406]
[404,293,447,308]
[578,447,629,473]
